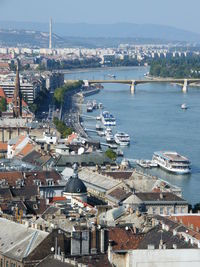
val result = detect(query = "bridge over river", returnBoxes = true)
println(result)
[85,78,200,93]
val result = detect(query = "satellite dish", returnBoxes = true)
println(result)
[78,147,84,155]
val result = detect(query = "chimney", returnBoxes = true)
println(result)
[133,226,137,234]
[100,229,105,253]
[173,229,177,236]
[90,229,97,254]
[160,193,163,199]
[108,240,113,263]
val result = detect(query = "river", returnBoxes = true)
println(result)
[64,66,200,205]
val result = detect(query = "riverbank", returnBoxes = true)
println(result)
[62,65,147,75]
[146,75,200,87]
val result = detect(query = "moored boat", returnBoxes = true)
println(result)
[114,132,130,146]
[152,151,191,174]
[181,103,188,110]
[101,111,116,126]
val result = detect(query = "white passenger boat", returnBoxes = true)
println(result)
[101,111,116,126]
[152,151,191,174]
[114,132,130,146]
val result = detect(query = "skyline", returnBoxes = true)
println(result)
[0,0,200,34]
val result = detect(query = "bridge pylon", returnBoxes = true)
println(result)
[182,79,188,93]
[130,80,136,94]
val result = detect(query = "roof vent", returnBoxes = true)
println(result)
[173,229,177,236]
[173,244,177,249]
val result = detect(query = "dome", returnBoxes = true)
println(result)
[64,176,87,194]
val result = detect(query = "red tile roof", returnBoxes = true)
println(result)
[49,197,66,203]
[12,135,27,150]
[0,171,61,187]
[0,142,7,151]
[0,87,6,98]
[170,215,200,231]
[7,97,28,107]
[109,228,144,250]
[16,143,34,158]
[67,133,77,144]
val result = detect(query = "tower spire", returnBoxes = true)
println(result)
[13,59,22,118]
[49,18,52,49]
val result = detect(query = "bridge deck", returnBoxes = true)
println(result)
[88,78,200,85]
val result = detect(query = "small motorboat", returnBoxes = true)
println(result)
[181,103,188,110]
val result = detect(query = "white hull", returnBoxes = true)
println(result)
[158,162,190,174]
[114,132,130,146]
[115,139,130,146]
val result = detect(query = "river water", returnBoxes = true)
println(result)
[65,67,200,205]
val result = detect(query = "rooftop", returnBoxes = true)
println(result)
[135,192,187,203]
[78,168,122,193]
[0,218,48,261]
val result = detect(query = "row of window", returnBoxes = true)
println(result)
[150,206,186,215]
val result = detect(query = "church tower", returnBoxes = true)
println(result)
[13,59,22,118]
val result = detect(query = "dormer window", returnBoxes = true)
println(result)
[33,180,41,186]
[47,179,54,186]
[33,204,38,209]
[0,179,8,188]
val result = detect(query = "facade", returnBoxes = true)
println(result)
[124,192,188,215]
[43,72,64,93]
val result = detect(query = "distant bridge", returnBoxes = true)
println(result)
[85,78,200,93]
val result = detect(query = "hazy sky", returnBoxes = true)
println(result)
[0,0,200,33]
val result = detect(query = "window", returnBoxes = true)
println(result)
[152,207,156,214]
[160,207,164,215]
[166,207,171,215]
[174,206,179,214]
[181,207,185,213]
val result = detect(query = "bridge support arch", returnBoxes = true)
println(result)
[130,80,136,94]
[182,79,188,93]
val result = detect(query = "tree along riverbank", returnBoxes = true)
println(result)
[150,56,200,78]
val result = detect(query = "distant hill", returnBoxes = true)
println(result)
[0,21,200,43]
[0,29,64,47]
[0,21,200,48]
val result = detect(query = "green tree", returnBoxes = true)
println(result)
[105,149,117,161]
[53,117,73,138]
[193,202,200,213]
[0,98,7,112]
